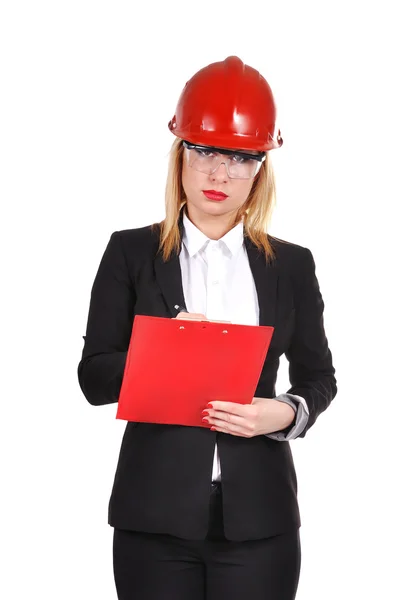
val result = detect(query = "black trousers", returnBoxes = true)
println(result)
[113,483,301,600]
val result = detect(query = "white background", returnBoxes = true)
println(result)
[1,1,397,598]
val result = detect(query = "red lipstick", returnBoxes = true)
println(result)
[203,190,228,201]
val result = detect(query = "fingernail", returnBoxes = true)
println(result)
[202,410,210,416]
[207,403,213,408]
[202,417,209,423]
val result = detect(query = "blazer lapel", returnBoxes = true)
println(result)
[154,252,187,317]
[154,214,187,317]
[244,237,279,328]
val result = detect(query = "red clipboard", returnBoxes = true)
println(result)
[116,315,274,427]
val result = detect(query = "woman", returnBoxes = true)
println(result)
[78,55,337,600]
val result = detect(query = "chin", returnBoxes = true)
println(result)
[187,196,234,218]
[201,203,229,215]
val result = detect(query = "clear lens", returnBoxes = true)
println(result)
[186,148,264,179]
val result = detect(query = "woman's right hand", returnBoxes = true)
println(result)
[174,311,208,321]
[174,312,230,323]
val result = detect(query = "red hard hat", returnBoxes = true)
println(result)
[168,56,283,152]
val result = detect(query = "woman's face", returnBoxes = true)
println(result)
[181,145,259,221]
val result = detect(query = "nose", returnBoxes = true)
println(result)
[210,160,229,182]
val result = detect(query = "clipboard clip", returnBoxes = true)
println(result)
[178,322,229,334]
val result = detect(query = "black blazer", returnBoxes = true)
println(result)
[77,216,337,541]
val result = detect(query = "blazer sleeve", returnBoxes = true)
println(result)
[77,231,136,406]
[265,393,309,441]
[283,247,337,437]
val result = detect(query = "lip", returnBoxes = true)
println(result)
[203,190,228,201]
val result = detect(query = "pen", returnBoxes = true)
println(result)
[174,304,188,315]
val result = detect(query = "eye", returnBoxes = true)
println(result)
[231,154,250,164]
[195,149,216,158]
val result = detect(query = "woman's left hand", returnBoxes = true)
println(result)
[202,397,296,437]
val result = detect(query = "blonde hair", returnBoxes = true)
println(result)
[151,138,277,264]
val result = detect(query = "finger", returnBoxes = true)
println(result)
[175,312,208,321]
[208,401,250,417]
[207,319,231,323]
[210,421,253,438]
[209,416,254,434]
[208,410,247,427]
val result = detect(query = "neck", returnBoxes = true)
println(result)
[184,205,241,240]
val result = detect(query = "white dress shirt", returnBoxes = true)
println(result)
[179,211,309,482]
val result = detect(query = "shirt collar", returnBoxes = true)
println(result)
[182,210,244,258]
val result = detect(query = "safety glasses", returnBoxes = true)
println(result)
[182,141,266,179]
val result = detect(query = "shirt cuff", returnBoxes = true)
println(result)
[264,394,309,441]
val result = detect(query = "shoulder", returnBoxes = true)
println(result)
[110,223,161,256]
[267,235,321,313]
[268,234,313,266]
[267,235,318,299]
